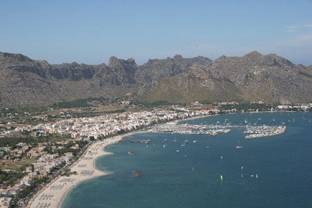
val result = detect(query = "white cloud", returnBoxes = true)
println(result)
[285,25,298,32]
[285,23,312,32]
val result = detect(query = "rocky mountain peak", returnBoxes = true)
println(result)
[242,51,265,64]
[173,54,183,59]
[244,51,263,58]
[191,56,213,65]
[126,58,136,64]
[108,56,137,69]
[0,52,33,63]
[214,55,228,62]
[108,56,120,67]
[107,56,137,85]
[264,53,294,67]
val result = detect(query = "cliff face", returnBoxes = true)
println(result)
[0,51,311,107]
[135,55,212,85]
[140,51,312,104]
[0,52,138,107]
[203,51,312,104]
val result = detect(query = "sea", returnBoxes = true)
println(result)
[62,112,312,208]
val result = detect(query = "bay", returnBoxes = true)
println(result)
[62,112,312,208]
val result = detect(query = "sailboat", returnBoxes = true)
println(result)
[235,140,243,149]
[220,175,224,183]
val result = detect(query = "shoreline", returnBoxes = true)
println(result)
[27,111,306,208]
[27,131,137,208]
[27,114,209,208]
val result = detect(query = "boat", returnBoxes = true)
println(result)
[128,151,135,155]
[235,145,243,149]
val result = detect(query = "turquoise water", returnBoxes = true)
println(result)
[62,112,312,208]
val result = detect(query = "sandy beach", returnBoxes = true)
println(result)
[27,133,133,208]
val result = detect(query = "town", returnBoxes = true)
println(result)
[0,106,214,208]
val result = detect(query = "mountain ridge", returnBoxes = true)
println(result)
[0,51,311,107]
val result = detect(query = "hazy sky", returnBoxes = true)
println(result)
[1,0,312,65]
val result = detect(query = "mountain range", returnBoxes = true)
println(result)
[0,51,312,107]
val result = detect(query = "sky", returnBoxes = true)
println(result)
[1,0,312,65]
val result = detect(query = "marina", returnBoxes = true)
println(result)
[151,123,231,136]
[152,122,287,139]
[244,125,286,139]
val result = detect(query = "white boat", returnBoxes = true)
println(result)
[235,145,243,149]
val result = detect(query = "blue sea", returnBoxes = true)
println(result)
[62,112,312,208]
